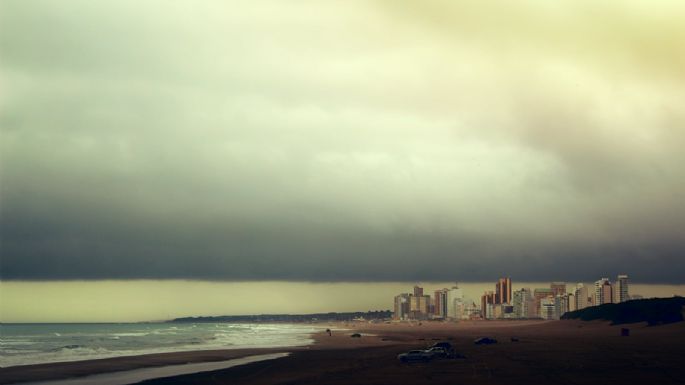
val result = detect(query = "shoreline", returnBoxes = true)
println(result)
[7,353,290,385]
[0,347,297,385]
[0,324,356,385]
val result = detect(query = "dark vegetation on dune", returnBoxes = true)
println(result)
[561,297,685,325]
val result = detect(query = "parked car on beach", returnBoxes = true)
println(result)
[430,341,455,356]
[397,350,433,362]
[424,347,448,358]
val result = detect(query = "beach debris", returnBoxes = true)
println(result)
[350,333,362,338]
[510,337,520,342]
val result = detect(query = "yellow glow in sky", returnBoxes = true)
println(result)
[2,280,684,323]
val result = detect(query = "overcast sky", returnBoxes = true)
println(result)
[1,1,684,283]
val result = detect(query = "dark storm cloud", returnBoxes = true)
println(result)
[1,1,685,283]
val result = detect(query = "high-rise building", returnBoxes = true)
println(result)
[615,275,629,303]
[594,278,614,305]
[533,288,553,317]
[602,281,613,305]
[414,285,424,297]
[574,284,589,310]
[481,291,496,319]
[409,295,430,319]
[513,288,533,319]
[446,284,464,319]
[433,289,447,318]
[594,278,610,306]
[567,292,576,312]
[550,282,566,297]
[553,295,567,319]
[495,277,512,304]
[540,297,555,320]
[393,293,410,320]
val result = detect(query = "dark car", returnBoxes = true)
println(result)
[431,341,456,357]
[397,350,433,362]
[431,341,454,351]
[474,337,498,345]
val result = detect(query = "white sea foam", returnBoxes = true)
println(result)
[0,323,320,368]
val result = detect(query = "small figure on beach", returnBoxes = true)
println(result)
[326,328,332,336]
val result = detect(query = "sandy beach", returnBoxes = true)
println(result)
[3,320,685,385]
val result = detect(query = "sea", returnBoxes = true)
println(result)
[0,323,320,368]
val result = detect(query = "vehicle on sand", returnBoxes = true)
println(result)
[424,347,448,358]
[397,350,433,362]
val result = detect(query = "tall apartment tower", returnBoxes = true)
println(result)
[413,285,424,297]
[409,295,429,319]
[446,284,464,319]
[434,289,448,318]
[495,277,512,304]
[481,291,496,318]
[513,288,533,318]
[594,278,609,306]
[575,284,589,310]
[550,282,566,297]
[567,292,576,312]
[615,275,629,303]
[393,294,410,320]
[540,297,556,320]
[594,278,613,305]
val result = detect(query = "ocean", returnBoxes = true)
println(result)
[0,323,320,368]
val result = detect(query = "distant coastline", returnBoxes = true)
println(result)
[168,310,392,323]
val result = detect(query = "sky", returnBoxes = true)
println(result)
[1,0,685,287]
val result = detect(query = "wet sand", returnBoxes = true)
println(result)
[0,348,291,385]
[3,320,685,385]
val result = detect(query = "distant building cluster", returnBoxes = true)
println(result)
[393,284,480,321]
[393,275,632,321]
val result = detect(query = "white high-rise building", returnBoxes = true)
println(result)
[446,284,464,319]
[615,275,629,303]
[393,294,410,320]
[567,292,576,312]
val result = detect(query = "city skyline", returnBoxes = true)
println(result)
[393,274,637,322]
